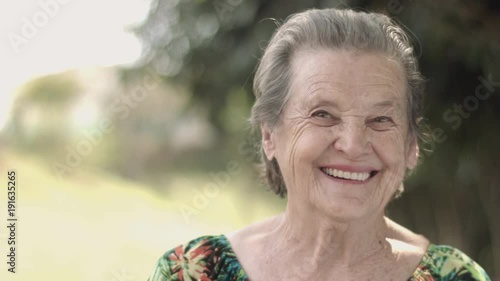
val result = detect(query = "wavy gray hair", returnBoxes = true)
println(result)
[250,8,427,197]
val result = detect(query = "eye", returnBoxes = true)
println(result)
[312,110,332,118]
[310,110,340,127]
[369,116,394,131]
[373,116,393,123]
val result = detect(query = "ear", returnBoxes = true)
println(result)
[406,135,419,170]
[261,123,276,161]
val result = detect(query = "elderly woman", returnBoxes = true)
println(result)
[148,8,491,281]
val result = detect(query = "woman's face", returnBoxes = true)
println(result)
[262,49,418,221]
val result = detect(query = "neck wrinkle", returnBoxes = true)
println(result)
[268,205,392,268]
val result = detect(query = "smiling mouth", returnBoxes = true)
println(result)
[320,167,379,182]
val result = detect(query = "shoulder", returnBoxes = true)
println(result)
[415,244,491,281]
[385,218,491,280]
[225,215,283,260]
[147,235,247,281]
[385,217,430,250]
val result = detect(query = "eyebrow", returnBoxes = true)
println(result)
[373,100,395,108]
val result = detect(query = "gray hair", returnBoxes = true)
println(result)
[250,8,427,197]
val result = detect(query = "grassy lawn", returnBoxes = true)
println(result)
[0,149,283,281]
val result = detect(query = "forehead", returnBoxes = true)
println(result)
[289,49,407,108]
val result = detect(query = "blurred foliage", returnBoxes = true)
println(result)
[17,74,80,103]
[9,73,80,150]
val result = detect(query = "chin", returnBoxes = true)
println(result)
[312,195,373,222]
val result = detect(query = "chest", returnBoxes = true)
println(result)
[239,252,418,281]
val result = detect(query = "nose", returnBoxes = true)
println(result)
[332,122,371,159]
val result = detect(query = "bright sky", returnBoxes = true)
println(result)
[0,0,152,130]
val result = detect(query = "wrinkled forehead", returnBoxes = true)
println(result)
[288,49,408,109]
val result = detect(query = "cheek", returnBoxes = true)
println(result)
[275,126,328,187]
[373,131,407,162]
[371,132,409,189]
[289,127,332,163]
[278,122,316,155]
[371,134,408,203]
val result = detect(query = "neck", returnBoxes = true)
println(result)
[267,204,392,268]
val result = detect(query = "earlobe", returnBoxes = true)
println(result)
[261,124,276,161]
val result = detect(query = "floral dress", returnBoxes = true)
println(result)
[147,235,491,281]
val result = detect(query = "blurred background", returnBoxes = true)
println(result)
[0,0,499,280]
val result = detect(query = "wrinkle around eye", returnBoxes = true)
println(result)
[309,110,341,127]
[367,116,396,131]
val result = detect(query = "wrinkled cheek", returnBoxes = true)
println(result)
[374,163,407,206]
[286,155,314,196]
[374,133,407,168]
[286,155,318,198]
[276,148,302,195]
[372,136,408,205]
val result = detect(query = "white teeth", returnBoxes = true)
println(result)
[321,168,371,181]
